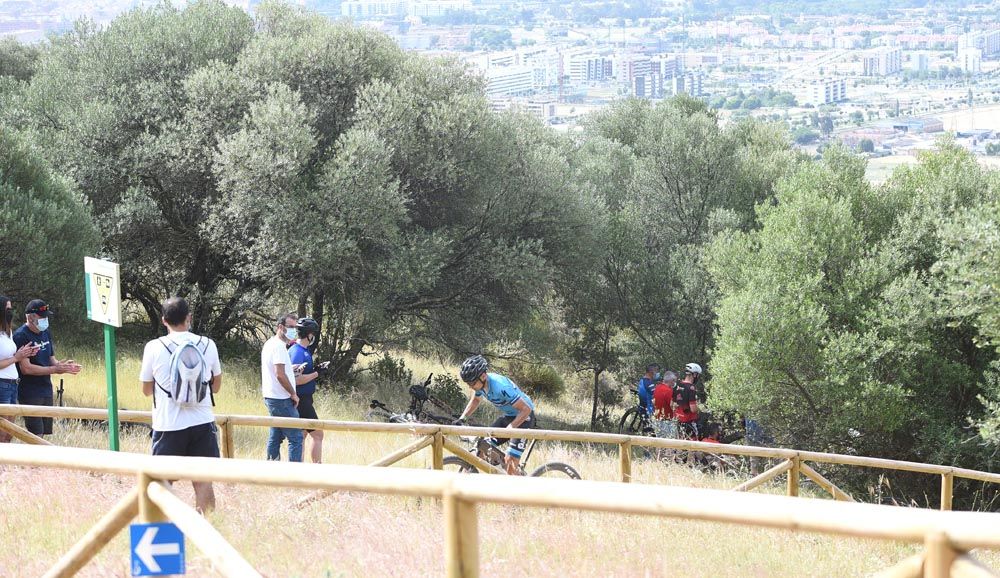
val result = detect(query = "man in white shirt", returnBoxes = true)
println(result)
[140,297,222,513]
[261,312,303,462]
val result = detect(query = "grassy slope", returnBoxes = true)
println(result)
[2,343,998,576]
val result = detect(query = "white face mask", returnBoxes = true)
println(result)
[37,317,49,331]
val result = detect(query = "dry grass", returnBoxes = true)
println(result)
[4,345,1000,576]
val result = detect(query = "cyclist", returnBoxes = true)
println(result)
[636,363,659,422]
[289,317,324,464]
[674,363,703,439]
[456,355,536,475]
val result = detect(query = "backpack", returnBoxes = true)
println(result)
[154,337,214,407]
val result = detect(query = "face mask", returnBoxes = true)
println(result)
[4,310,12,324]
[37,317,49,331]
[654,372,661,380]
[285,327,298,341]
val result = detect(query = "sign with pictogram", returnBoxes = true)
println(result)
[84,257,122,327]
[84,256,123,450]
[130,522,185,576]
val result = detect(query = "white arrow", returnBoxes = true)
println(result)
[135,527,180,573]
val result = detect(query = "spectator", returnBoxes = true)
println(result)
[261,312,303,462]
[14,299,81,437]
[652,371,677,421]
[139,297,222,513]
[0,296,39,442]
[289,317,325,463]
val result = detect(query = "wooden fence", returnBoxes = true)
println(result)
[2,404,1000,512]
[1,443,999,577]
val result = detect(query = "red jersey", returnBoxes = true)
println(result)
[652,383,674,419]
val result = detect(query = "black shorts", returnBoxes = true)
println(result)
[152,422,220,458]
[297,394,318,432]
[488,412,536,458]
[19,396,53,436]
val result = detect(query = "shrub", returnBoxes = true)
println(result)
[369,353,412,387]
[505,361,565,400]
[432,373,467,414]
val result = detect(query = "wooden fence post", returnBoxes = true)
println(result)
[923,531,957,578]
[940,473,954,511]
[620,441,632,483]
[433,431,444,470]
[138,473,167,523]
[444,490,479,578]
[787,455,801,497]
[220,419,235,459]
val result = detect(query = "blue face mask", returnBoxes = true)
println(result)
[285,327,298,341]
[654,372,661,380]
[37,317,49,331]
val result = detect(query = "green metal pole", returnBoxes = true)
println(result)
[104,323,120,451]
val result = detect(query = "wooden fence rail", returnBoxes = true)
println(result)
[1,404,996,510]
[0,444,999,577]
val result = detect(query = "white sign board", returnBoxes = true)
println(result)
[84,257,122,327]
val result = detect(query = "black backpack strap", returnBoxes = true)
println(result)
[199,336,216,407]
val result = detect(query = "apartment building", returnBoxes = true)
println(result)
[794,79,847,106]
[863,48,902,76]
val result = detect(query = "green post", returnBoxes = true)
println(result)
[104,323,119,451]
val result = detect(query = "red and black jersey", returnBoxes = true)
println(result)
[673,382,699,423]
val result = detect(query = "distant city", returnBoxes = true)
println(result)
[3,0,1000,179]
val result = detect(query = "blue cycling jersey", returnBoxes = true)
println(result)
[288,343,316,396]
[475,373,535,417]
[637,377,656,415]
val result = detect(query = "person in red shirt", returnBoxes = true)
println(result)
[652,371,677,420]
[674,363,703,439]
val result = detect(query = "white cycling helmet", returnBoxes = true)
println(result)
[684,362,702,375]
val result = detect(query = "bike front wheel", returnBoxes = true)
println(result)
[618,407,645,436]
[441,456,479,474]
[530,462,582,479]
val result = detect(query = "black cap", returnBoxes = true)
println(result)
[25,299,53,317]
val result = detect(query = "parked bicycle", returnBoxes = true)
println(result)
[618,387,656,437]
[442,431,582,479]
[365,373,460,425]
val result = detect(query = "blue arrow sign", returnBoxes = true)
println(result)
[130,522,185,576]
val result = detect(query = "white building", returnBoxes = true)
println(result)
[959,29,1000,57]
[794,79,847,106]
[567,52,613,84]
[863,48,902,76]
[341,0,404,18]
[485,66,534,97]
[958,48,982,75]
[407,0,472,18]
[669,72,704,97]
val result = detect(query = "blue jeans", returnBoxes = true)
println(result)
[264,397,303,462]
[0,379,18,404]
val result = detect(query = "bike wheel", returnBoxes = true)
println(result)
[530,462,581,479]
[618,407,644,435]
[441,456,479,474]
[365,409,392,423]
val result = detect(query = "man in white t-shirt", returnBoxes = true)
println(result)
[140,297,222,513]
[261,312,303,462]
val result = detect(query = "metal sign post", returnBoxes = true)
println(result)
[84,257,123,451]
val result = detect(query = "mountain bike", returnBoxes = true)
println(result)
[365,373,460,425]
[442,431,582,479]
[617,387,663,459]
[618,387,656,436]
